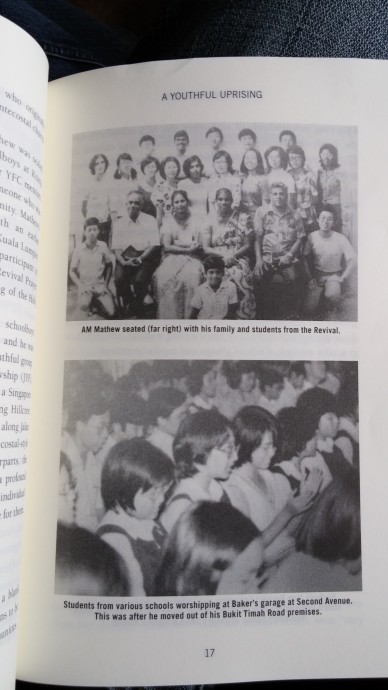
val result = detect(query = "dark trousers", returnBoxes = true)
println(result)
[114,252,159,316]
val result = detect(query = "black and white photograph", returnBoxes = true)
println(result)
[66,122,357,323]
[56,359,360,597]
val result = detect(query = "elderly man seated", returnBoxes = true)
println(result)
[111,187,160,317]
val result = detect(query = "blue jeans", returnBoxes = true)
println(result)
[1,0,388,80]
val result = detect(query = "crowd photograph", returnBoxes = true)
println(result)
[56,358,360,597]
[66,122,357,322]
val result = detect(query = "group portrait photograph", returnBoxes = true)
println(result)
[66,121,358,323]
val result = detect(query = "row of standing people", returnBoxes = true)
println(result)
[82,128,352,239]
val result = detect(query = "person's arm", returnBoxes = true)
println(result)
[113,248,135,267]
[139,244,158,261]
[339,256,356,283]
[278,237,303,265]
[162,229,191,254]
[231,229,254,261]
[253,210,264,277]
[339,242,356,282]
[68,251,82,288]
[303,236,318,287]
[103,260,112,286]
[261,466,322,547]
[160,495,191,533]
[200,225,222,258]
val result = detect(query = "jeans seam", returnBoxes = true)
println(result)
[41,41,104,66]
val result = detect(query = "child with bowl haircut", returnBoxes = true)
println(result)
[69,216,115,319]
[97,438,174,596]
[160,409,237,533]
[190,255,238,319]
[55,522,130,597]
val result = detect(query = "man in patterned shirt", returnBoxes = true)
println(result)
[254,182,305,319]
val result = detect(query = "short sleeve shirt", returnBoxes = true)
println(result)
[254,205,305,260]
[70,240,111,286]
[111,211,160,252]
[191,280,238,319]
[304,230,355,273]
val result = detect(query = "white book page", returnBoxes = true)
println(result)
[16,57,387,686]
[0,15,48,690]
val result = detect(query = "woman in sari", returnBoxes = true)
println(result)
[201,187,255,319]
[154,190,204,319]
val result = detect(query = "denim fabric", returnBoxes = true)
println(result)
[132,0,388,62]
[0,0,137,80]
[2,0,388,81]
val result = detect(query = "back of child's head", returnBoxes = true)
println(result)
[296,387,338,449]
[173,410,233,479]
[259,366,284,393]
[295,472,361,563]
[148,387,186,425]
[233,405,279,467]
[101,438,174,512]
[187,361,215,396]
[155,501,260,596]
[55,522,130,596]
[203,255,225,274]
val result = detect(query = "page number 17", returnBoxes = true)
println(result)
[205,648,215,658]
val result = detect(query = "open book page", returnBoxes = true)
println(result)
[15,57,387,686]
[0,15,48,690]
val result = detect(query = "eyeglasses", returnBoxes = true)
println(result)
[218,441,237,458]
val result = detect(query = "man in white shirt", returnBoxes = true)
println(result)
[61,386,110,531]
[111,188,160,315]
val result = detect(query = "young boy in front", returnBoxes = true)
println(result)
[69,216,115,319]
[190,256,238,319]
